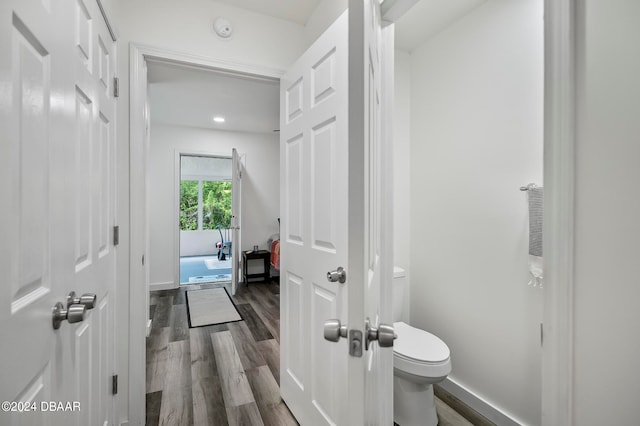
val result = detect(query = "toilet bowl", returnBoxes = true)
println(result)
[393,268,451,426]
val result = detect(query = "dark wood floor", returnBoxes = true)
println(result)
[146,280,297,426]
[146,280,493,426]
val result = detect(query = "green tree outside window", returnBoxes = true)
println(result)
[180,180,198,230]
[203,181,232,230]
[180,180,232,231]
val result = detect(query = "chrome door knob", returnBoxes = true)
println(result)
[374,324,397,348]
[324,319,363,357]
[365,318,397,350]
[67,304,86,323]
[52,302,87,330]
[323,319,348,342]
[327,267,346,283]
[67,291,96,309]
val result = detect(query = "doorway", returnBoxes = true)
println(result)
[178,154,233,285]
[130,46,283,423]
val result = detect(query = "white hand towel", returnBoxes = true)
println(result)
[528,255,543,287]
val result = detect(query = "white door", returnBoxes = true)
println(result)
[280,1,394,424]
[0,0,118,425]
[231,148,242,295]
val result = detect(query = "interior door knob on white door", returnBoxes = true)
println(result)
[323,319,348,342]
[327,267,347,283]
[365,318,397,350]
[324,319,363,357]
[52,302,87,330]
[67,291,97,309]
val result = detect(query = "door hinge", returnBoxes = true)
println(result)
[540,323,544,347]
[113,225,119,246]
[112,374,118,395]
[142,254,145,266]
[113,77,119,98]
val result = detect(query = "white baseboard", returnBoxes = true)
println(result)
[146,319,152,337]
[439,377,524,426]
[149,281,177,291]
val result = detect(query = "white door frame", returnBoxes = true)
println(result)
[127,0,575,421]
[174,151,233,287]
[541,0,575,424]
[128,43,283,424]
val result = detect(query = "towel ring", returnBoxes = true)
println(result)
[520,183,538,191]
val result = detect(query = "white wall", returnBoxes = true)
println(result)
[393,49,412,322]
[149,124,279,287]
[113,0,307,72]
[180,230,232,257]
[304,0,348,46]
[408,1,543,424]
[572,1,640,424]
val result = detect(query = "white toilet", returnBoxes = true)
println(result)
[393,267,451,426]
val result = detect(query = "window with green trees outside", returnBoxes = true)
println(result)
[180,180,232,231]
[180,180,198,230]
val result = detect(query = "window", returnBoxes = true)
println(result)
[180,180,232,231]
[202,181,232,230]
[180,180,198,230]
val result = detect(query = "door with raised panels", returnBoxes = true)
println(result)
[0,0,118,425]
[279,1,394,423]
[357,0,395,422]
[280,11,350,425]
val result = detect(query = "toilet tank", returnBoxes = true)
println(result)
[393,266,407,322]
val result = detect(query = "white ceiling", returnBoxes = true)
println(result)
[213,0,486,49]
[147,0,488,132]
[214,0,323,25]
[148,60,280,133]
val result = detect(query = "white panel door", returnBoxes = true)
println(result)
[0,0,118,425]
[280,1,394,424]
[280,11,350,425]
[355,0,394,423]
[231,147,242,295]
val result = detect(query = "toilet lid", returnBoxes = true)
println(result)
[393,322,450,364]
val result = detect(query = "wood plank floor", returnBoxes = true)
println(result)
[146,280,492,426]
[147,280,296,426]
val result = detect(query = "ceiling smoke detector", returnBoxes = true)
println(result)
[213,17,233,39]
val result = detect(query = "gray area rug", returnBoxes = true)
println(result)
[186,287,242,327]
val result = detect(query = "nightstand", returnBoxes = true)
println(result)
[242,250,271,284]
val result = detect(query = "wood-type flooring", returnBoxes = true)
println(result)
[146,280,493,426]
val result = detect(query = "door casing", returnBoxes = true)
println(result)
[128,44,283,425]
[173,151,234,288]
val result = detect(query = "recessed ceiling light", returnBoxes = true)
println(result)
[213,116,225,123]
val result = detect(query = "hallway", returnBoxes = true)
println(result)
[146,281,297,425]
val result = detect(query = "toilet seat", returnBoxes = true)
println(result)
[393,321,451,379]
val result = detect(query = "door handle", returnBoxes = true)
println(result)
[365,318,397,350]
[323,319,362,357]
[67,291,97,309]
[327,267,346,283]
[52,302,86,330]
[323,319,348,342]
